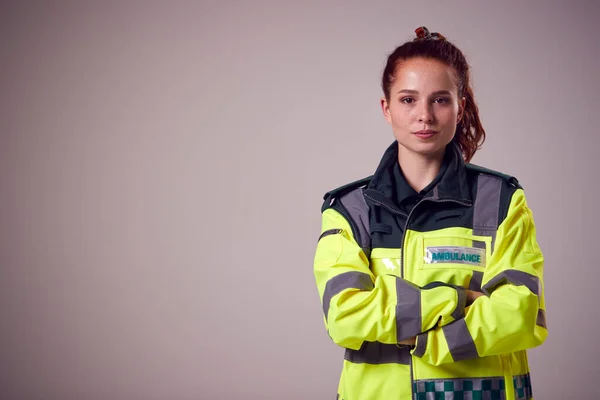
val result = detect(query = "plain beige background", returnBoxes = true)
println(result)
[1,0,599,399]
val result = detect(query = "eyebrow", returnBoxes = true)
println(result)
[397,89,453,96]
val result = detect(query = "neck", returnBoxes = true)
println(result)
[397,144,445,193]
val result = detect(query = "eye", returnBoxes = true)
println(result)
[434,97,450,104]
[401,97,414,104]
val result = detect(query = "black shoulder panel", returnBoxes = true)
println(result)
[321,175,373,213]
[465,163,522,190]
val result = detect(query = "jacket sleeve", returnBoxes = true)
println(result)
[314,207,467,350]
[411,189,548,365]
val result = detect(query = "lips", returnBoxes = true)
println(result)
[414,130,438,139]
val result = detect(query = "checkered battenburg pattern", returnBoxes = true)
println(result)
[513,373,533,400]
[414,377,505,400]
[414,374,533,400]
[335,374,533,400]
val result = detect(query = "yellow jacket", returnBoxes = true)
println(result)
[314,142,547,400]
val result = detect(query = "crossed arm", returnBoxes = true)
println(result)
[314,189,547,363]
[397,290,483,347]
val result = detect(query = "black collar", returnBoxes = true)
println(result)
[367,140,472,204]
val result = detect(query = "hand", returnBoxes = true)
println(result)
[466,289,484,306]
[399,336,416,346]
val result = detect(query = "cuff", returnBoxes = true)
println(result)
[451,286,467,320]
[412,331,429,358]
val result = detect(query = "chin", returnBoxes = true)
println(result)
[397,140,447,158]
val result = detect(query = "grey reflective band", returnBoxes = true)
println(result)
[414,377,505,398]
[322,271,374,321]
[472,239,486,250]
[513,373,533,399]
[396,279,421,341]
[421,282,466,320]
[344,341,411,365]
[442,319,479,361]
[452,287,467,320]
[481,270,542,299]
[536,309,547,329]
[469,270,484,292]
[338,188,371,257]
[413,331,428,358]
[473,174,502,253]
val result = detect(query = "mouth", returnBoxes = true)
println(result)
[413,130,438,139]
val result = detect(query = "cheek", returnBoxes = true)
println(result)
[438,107,458,123]
[391,107,410,124]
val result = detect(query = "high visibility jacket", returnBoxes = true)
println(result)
[314,141,547,400]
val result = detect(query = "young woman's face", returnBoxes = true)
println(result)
[381,57,465,159]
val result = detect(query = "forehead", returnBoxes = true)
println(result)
[393,57,458,92]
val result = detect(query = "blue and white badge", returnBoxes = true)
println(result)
[424,246,486,267]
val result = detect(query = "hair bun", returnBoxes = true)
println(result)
[414,26,446,41]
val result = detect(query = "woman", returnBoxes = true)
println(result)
[313,27,547,400]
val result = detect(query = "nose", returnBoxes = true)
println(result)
[418,103,434,124]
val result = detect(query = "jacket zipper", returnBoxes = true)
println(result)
[399,196,471,400]
[400,197,471,277]
[367,191,472,400]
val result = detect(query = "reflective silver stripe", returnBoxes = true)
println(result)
[469,270,484,292]
[421,282,466,320]
[442,319,479,361]
[472,239,486,250]
[414,377,506,398]
[473,174,502,253]
[536,309,547,329]
[338,188,371,257]
[344,341,411,365]
[322,271,373,321]
[481,270,542,299]
[413,331,428,358]
[396,279,421,341]
[452,286,467,319]
[513,373,533,399]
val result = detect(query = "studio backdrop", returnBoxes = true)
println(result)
[1,1,598,399]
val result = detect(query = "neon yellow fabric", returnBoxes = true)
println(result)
[412,189,547,365]
[314,208,465,350]
[313,188,546,399]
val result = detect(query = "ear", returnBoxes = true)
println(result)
[457,96,466,123]
[381,97,392,124]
